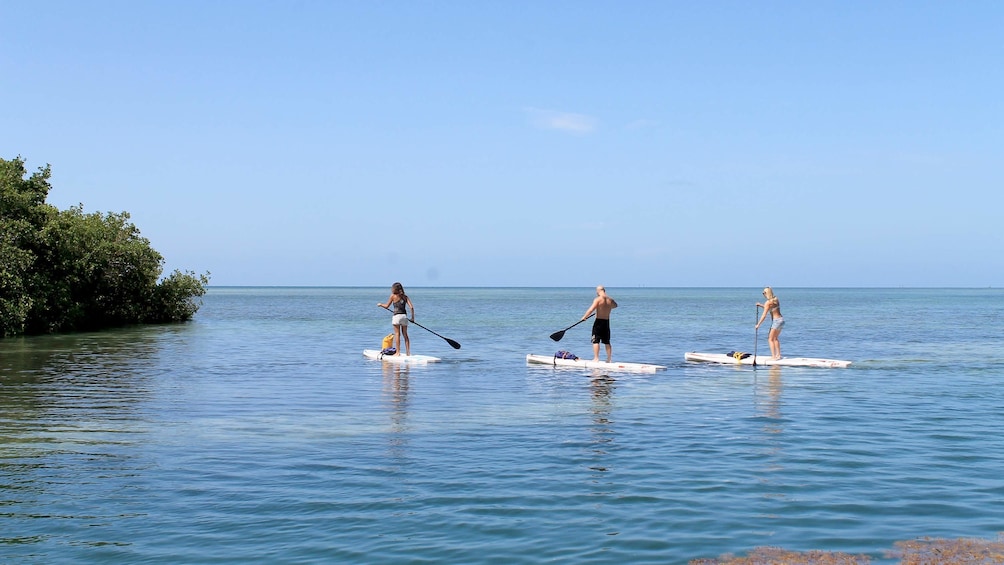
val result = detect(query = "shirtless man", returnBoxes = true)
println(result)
[582,285,618,362]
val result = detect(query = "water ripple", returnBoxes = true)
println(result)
[3,288,1004,563]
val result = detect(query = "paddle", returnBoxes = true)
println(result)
[753,304,760,368]
[549,314,594,342]
[381,306,461,349]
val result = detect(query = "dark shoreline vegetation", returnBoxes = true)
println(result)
[1,156,209,337]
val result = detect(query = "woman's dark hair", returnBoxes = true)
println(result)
[392,282,407,299]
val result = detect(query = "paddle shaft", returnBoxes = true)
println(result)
[380,306,461,349]
[550,314,594,342]
[753,304,760,367]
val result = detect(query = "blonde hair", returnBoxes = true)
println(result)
[762,287,776,300]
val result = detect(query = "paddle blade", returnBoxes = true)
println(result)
[549,330,565,342]
[447,338,461,349]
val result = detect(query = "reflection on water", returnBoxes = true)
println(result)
[0,326,185,553]
[382,362,411,460]
[0,327,170,434]
[752,365,786,515]
[588,372,615,471]
[753,366,784,424]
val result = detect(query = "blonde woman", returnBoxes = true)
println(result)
[377,282,414,355]
[755,287,784,360]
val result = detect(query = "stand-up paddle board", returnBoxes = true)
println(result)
[526,354,666,373]
[363,350,441,364]
[685,352,851,368]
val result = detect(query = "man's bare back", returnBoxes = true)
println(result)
[583,286,618,362]
[591,296,617,319]
[584,286,618,320]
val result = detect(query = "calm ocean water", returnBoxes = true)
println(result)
[2,287,1003,563]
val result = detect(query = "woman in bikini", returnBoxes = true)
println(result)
[377,282,414,356]
[756,286,784,360]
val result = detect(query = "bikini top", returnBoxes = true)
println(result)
[766,298,780,316]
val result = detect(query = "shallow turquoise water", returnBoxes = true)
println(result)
[2,287,1003,563]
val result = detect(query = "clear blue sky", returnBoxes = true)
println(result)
[3,1,1001,287]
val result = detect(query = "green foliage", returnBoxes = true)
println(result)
[0,156,51,336]
[1,156,210,337]
[0,233,34,336]
[149,270,211,323]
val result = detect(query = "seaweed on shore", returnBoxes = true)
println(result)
[691,546,870,564]
[891,534,1004,564]
[691,533,1004,564]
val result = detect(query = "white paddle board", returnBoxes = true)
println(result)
[526,354,666,373]
[363,350,441,364]
[685,352,851,368]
